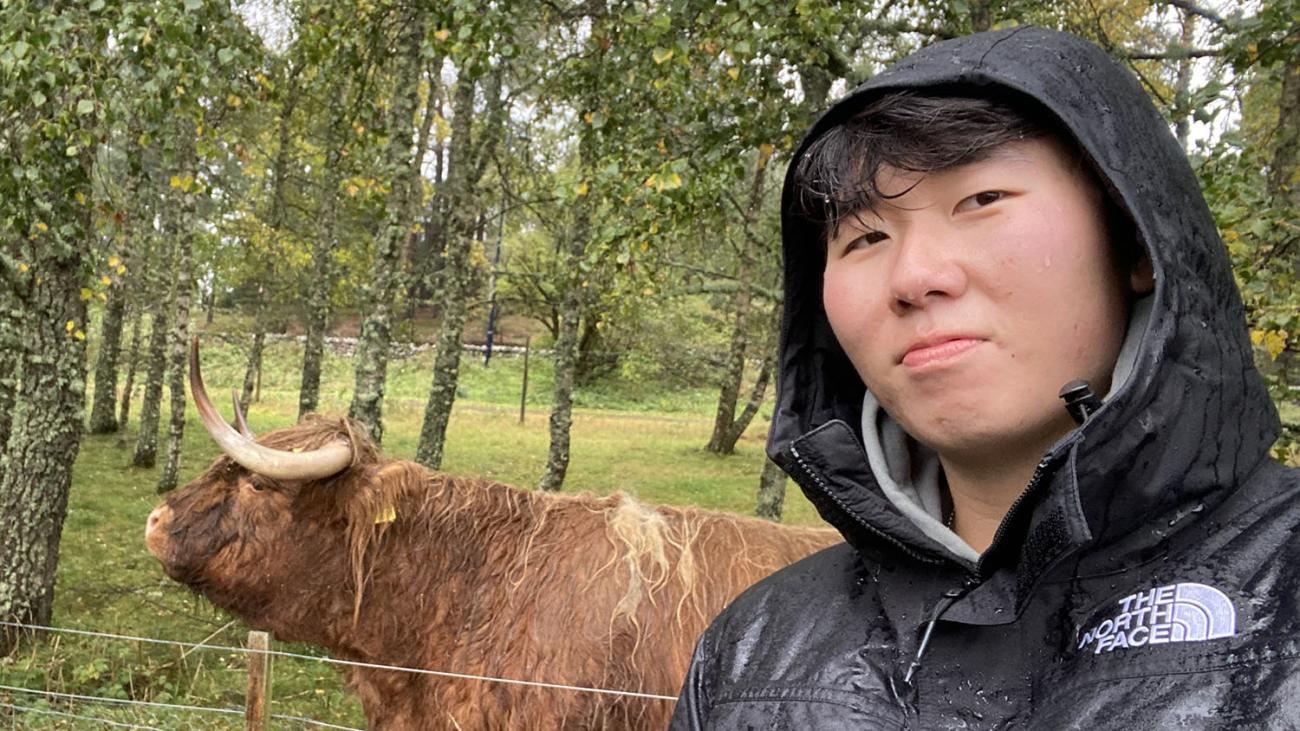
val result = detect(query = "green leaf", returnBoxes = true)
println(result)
[184,0,202,10]
[89,0,105,10]
[31,91,45,107]
[76,99,95,116]
[217,47,234,64]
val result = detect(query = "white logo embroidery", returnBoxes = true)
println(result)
[1077,583,1236,654]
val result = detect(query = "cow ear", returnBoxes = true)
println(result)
[347,461,426,525]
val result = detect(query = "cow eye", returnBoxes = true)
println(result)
[245,479,266,493]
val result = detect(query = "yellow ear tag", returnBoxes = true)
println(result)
[374,504,397,524]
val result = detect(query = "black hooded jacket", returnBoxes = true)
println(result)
[671,27,1298,730]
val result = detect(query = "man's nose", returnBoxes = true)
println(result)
[886,231,967,313]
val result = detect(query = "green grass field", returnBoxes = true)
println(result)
[1,337,819,729]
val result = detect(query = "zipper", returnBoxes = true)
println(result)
[788,444,943,565]
[974,453,1059,579]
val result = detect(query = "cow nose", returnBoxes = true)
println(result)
[145,505,168,537]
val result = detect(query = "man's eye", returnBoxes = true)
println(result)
[958,190,1004,211]
[846,230,889,250]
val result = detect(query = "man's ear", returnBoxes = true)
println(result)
[1130,251,1155,295]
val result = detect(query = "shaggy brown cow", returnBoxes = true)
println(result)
[144,340,839,730]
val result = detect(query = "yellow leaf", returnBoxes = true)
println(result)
[80,288,93,301]
[75,191,88,205]
[1251,329,1265,346]
[18,263,29,273]
[652,47,674,65]
[1263,330,1288,360]
[108,255,121,268]
[434,28,451,42]
[583,111,594,124]
[35,221,48,232]
[116,265,126,274]
[575,181,589,197]
[346,183,360,197]
[74,330,85,341]
[65,320,75,333]
[644,174,658,188]
[354,124,366,135]
[727,67,739,81]
[227,94,242,108]
[97,292,107,302]
[759,142,775,158]
[170,175,183,189]
[195,124,203,136]
[101,275,112,285]
[657,138,668,155]
[664,172,682,190]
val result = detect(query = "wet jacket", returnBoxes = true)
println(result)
[671,27,1299,730]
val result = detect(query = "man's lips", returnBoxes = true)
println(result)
[901,337,983,367]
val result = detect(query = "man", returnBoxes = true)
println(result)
[672,26,1298,729]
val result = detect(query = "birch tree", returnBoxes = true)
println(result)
[348,3,429,443]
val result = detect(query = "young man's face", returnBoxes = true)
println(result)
[822,137,1152,465]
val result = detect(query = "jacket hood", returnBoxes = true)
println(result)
[770,27,1279,573]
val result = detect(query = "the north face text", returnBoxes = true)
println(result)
[1077,583,1236,654]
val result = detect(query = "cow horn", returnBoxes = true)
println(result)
[232,390,256,439]
[190,336,352,480]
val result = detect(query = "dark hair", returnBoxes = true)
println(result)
[791,89,1140,266]
[793,90,1070,231]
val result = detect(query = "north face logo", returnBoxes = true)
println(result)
[1077,583,1236,654]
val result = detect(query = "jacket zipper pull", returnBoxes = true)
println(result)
[902,579,977,685]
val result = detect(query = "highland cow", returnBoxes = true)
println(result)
[144,339,839,730]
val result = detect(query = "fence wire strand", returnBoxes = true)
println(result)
[268,713,365,730]
[1,620,679,702]
[0,701,168,731]
[0,684,242,718]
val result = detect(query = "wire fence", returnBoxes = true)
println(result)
[0,619,677,730]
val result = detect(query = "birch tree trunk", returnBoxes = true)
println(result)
[0,224,92,654]
[87,258,128,433]
[416,69,507,468]
[132,292,173,468]
[539,1,604,492]
[348,9,428,444]
[158,131,197,493]
[0,296,19,459]
[118,306,143,431]
[240,320,266,408]
[708,148,769,454]
[298,90,348,420]
[754,457,788,522]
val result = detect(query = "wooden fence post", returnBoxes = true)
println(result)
[520,335,531,425]
[245,630,271,731]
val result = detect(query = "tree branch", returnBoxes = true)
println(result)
[1162,0,1228,27]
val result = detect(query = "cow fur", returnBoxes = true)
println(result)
[146,416,839,729]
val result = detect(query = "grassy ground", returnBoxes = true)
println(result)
[1,337,817,729]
